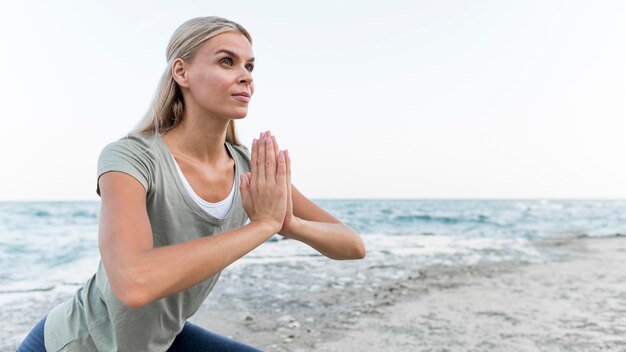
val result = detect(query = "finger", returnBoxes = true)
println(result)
[250,138,259,189]
[240,173,249,202]
[265,130,278,155]
[286,150,292,208]
[258,136,266,182]
[276,150,286,186]
[240,172,249,190]
[285,150,291,185]
[264,136,276,181]
[271,135,281,161]
[250,138,258,178]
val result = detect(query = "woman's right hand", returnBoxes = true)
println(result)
[240,134,288,234]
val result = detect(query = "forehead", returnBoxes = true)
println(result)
[197,31,254,59]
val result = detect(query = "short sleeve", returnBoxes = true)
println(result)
[96,136,154,196]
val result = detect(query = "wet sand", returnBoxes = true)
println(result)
[191,236,626,351]
[4,236,625,351]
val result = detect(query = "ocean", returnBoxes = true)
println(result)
[0,199,624,306]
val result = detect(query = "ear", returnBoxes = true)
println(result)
[172,58,190,88]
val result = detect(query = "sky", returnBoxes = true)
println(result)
[0,0,624,200]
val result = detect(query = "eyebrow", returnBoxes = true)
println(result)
[214,49,255,62]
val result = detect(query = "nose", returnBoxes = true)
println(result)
[238,67,253,84]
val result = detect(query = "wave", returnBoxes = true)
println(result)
[394,214,493,225]
[31,210,97,219]
[71,211,98,219]
[0,286,55,294]
[33,210,51,217]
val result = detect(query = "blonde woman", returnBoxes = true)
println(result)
[17,16,365,351]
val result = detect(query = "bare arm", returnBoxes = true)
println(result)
[281,185,366,260]
[261,131,366,260]
[99,135,288,308]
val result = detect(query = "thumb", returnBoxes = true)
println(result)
[240,173,250,201]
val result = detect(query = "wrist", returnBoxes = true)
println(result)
[250,219,281,236]
[279,216,304,238]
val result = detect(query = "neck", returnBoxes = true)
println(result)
[162,108,231,165]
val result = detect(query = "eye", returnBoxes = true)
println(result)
[220,57,233,66]
[245,64,254,72]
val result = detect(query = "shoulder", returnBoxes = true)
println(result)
[97,134,159,196]
[100,134,158,159]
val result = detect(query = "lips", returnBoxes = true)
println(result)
[231,93,251,103]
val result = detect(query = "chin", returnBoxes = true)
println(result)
[231,109,249,120]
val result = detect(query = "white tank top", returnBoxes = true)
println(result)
[171,155,235,219]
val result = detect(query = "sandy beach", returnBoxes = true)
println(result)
[192,235,626,351]
[3,235,625,351]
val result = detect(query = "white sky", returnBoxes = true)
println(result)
[0,0,624,200]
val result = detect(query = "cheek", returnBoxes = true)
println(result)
[189,72,227,99]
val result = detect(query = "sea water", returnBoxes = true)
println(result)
[0,199,624,304]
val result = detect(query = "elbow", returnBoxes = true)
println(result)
[356,243,367,259]
[332,244,366,260]
[118,286,150,308]
[350,227,366,259]
[109,268,152,308]
[338,227,366,260]
[352,239,366,259]
[111,280,151,308]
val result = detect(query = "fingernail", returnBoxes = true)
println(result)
[279,150,284,158]
[253,138,257,145]
[259,132,264,139]
[285,149,289,157]
[265,137,271,144]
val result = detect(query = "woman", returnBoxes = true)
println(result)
[17,16,365,351]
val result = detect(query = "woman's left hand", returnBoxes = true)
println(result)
[254,131,299,237]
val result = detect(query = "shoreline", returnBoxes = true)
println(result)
[191,236,626,351]
[3,235,624,351]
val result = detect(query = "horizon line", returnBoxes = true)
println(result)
[1,197,625,203]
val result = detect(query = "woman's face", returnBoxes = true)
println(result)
[179,31,255,120]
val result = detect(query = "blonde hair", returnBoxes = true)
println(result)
[131,16,252,146]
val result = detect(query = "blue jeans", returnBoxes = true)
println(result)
[17,316,263,351]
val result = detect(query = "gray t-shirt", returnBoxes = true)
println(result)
[44,134,251,351]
